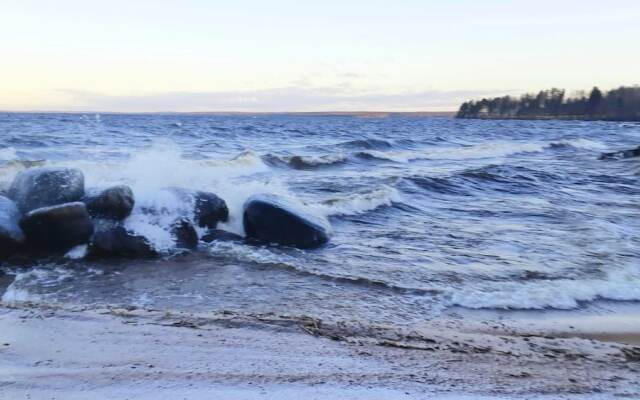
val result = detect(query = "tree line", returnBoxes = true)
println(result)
[456,86,640,121]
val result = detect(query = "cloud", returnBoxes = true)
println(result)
[59,86,513,112]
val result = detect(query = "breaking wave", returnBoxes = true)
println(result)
[448,268,640,310]
[311,186,401,217]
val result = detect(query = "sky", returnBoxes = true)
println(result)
[1,0,639,112]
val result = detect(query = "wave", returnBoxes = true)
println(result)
[205,241,435,296]
[336,138,394,150]
[356,139,607,164]
[264,153,348,169]
[1,267,74,304]
[357,141,547,163]
[547,138,607,150]
[448,268,640,310]
[311,186,401,217]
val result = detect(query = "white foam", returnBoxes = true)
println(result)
[1,268,73,304]
[549,138,607,150]
[0,147,17,161]
[312,186,401,217]
[286,153,347,166]
[52,140,304,245]
[360,141,546,163]
[65,244,88,260]
[448,268,640,310]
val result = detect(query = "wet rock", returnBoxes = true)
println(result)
[0,196,25,258]
[171,218,198,250]
[84,185,134,220]
[19,202,94,253]
[193,191,228,228]
[89,222,157,258]
[243,194,331,249]
[8,167,85,213]
[201,229,243,243]
[169,188,229,229]
[599,145,640,160]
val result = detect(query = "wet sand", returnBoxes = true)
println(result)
[1,302,639,399]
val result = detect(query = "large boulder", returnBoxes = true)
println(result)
[8,167,85,213]
[19,202,94,253]
[0,196,25,258]
[171,218,198,250]
[169,188,228,228]
[243,194,331,249]
[84,185,134,220]
[599,145,640,160]
[89,222,156,258]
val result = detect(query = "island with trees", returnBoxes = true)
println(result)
[456,86,640,121]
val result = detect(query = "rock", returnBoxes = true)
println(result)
[599,145,640,160]
[169,188,229,229]
[0,196,25,258]
[8,167,85,213]
[19,202,94,253]
[193,191,229,228]
[201,229,243,243]
[171,218,198,250]
[84,185,134,220]
[89,222,156,258]
[243,194,331,249]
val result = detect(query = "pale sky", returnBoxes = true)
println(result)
[1,0,639,112]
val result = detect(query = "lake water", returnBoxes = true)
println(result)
[1,113,639,325]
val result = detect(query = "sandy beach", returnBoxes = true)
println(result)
[1,302,639,399]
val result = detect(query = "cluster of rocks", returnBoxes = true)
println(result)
[1,167,330,261]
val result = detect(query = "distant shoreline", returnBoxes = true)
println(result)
[457,115,640,122]
[0,111,457,117]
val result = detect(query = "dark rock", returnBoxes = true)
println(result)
[243,194,331,249]
[89,222,156,258]
[599,145,640,160]
[194,191,228,228]
[169,188,228,228]
[8,167,85,213]
[171,218,198,250]
[201,229,243,243]
[85,185,134,220]
[19,202,94,253]
[0,196,25,258]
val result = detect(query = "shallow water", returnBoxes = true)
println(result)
[1,113,639,325]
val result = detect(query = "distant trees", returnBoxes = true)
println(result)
[456,86,640,121]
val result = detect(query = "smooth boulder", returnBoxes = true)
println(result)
[85,185,134,220]
[599,145,640,160]
[8,167,85,213]
[20,202,94,253]
[243,194,331,249]
[0,196,25,258]
[89,222,156,258]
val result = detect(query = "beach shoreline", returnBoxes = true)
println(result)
[1,302,639,399]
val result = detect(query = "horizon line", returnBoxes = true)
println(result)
[0,110,458,116]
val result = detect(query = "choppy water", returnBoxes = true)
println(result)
[1,113,639,325]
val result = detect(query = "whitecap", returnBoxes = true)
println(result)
[448,268,640,310]
[312,186,401,217]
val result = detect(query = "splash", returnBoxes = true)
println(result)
[0,147,17,161]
